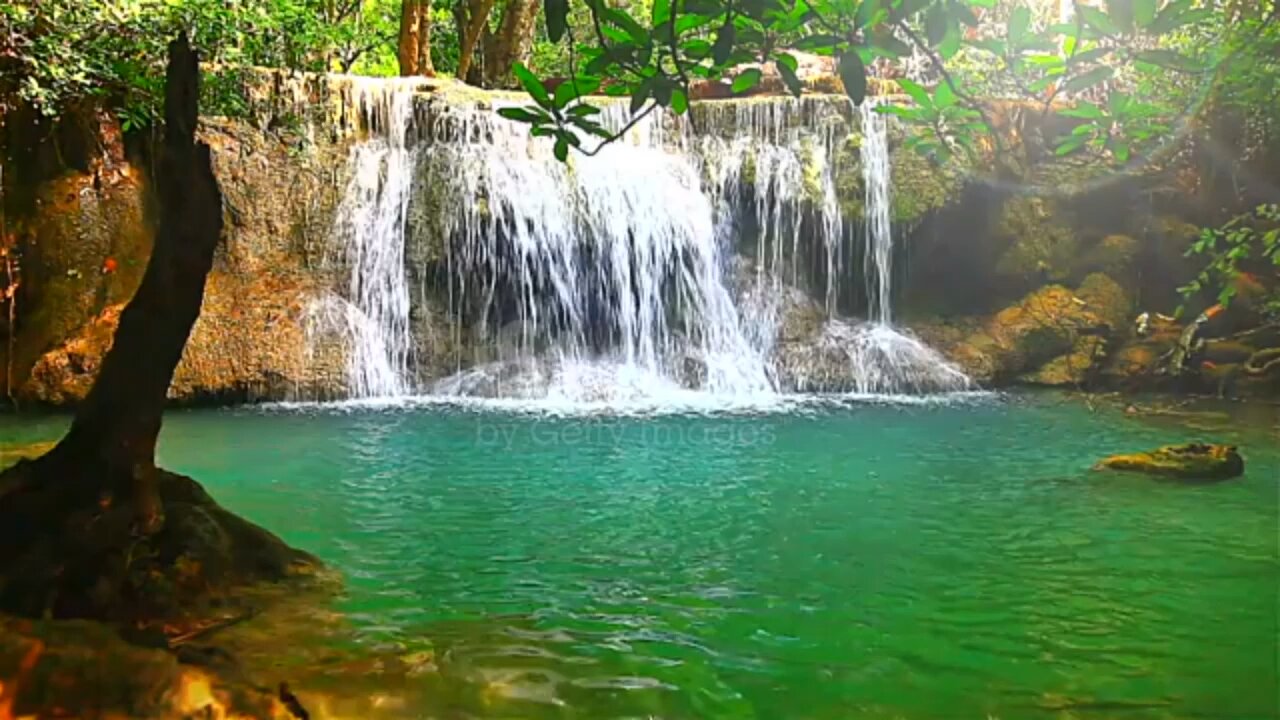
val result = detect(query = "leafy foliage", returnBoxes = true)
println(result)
[1181,204,1280,312]
[0,0,400,123]
[500,0,1264,165]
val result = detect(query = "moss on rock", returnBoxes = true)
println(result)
[1095,443,1245,480]
[993,196,1081,282]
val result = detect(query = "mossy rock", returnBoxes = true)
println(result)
[0,441,57,471]
[1094,443,1245,480]
[1018,336,1106,387]
[1071,234,1140,279]
[993,196,1081,282]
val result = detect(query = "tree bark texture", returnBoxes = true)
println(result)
[483,0,540,88]
[398,0,436,76]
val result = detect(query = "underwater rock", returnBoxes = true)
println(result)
[0,442,56,471]
[1094,443,1245,480]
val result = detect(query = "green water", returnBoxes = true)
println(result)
[4,394,1278,718]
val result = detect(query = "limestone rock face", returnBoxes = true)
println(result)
[1095,443,1245,480]
[12,116,350,405]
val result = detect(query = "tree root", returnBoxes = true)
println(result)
[1244,348,1280,376]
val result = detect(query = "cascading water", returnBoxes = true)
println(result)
[309,78,423,398]
[860,101,894,324]
[313,83,970,402]
[813,100,971,395]
[420,102,772,401]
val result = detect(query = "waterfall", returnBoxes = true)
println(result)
[312,84,970,402]
[813,101,971,395]
[422,103,771,400]
[860,101,894,325]
[310,79,424,398]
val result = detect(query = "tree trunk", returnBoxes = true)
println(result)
[28,32,222,528]
[398,0,435,76]
[455,0,497,85]
[483,0,541,88]
[0,32,317,626]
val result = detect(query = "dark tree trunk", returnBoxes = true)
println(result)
[455,0,497,85]
[0,33,317,627]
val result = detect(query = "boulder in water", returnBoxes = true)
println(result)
[1094,443,1244,480]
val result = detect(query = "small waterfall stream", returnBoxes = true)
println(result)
[313,83,970,402]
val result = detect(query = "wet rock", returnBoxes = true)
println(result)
[0,467,322,627]
[993,197,1081,285]
[0,441,57,471]
[0,615,294,719]
[922,274,1131,386]
[14,117,352,406]
[1094,443,1245,480]
[1071,234,1140,279]
[1018,336,1106,387]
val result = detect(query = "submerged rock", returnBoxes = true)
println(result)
[1094,443,1245,480]
[0,441,56,471]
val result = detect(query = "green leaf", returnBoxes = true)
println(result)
[934,81,956,108]
[603,7,650,45]
[554,137,569,162]
[553,76,600,108]
[544,0,568,43]
[497,106,545,123]
[1055,137,1088,155]
[1068,47,1112,65]
[1008,6,1030,46]
[731,68,763,94]
[1063,65,1113,94]
[1058,102,1105,120]
[670,87,688,114]
[974,38,1006,55]
[892,0,931,20]
[776,55,803,97]
[925,4,947,46]
[1147,0,1195,33]
[792,34,844,52]
[513,63,552,109]
[952,2,979,28]
[1104,0,1132,33]
[712,18,735,65]
[1112,141,1131,164]
[653,78,673,106]
[869,31,913,58]
[630,79,652,114]
[682,39,713,60]
[1079,6,1119,35]
[1134,49,1202,72]
[853,0,879,29]
[651,0,671,26]
[838,51,867,106]
[1133,0,1157,28]
[897,77,932,108]
[875,104,918,119]
[937,22,962,60]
